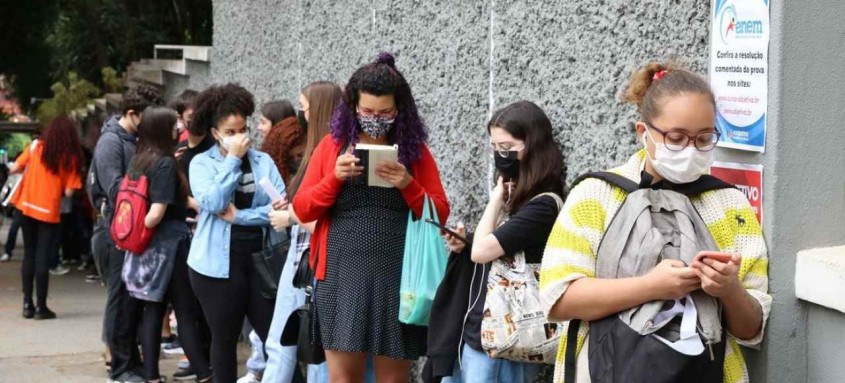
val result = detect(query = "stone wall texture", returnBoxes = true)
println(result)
[210,0,711,226]
[203,1,840,382]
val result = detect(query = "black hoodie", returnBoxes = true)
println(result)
[87,115,137,222]
[423,233,478,382]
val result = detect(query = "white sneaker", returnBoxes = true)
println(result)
[49,265,70,275]
[162,346,185,356]
[0,253,9,262]
[237,372,261,383]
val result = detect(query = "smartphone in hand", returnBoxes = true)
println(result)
[693,251,734,265]
[424,219,471,246]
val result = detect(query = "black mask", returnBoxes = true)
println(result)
[494,151,520,181]
[297,110,308,133]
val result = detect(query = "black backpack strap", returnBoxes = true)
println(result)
[563,319,582,383]
[572,171,639,194]
[677,174,737,195]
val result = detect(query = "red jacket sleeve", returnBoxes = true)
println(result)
[292,136,344,223]
[401,144,450,224]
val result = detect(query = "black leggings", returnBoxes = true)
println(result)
[138,299,167,379]
[20,215,59,307]
[189,231,275,383]
[170,243,212,380]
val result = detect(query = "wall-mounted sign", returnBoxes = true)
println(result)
[711,161,763,223]
[710,0,770,152]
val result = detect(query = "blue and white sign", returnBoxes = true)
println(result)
[710,0,770,152]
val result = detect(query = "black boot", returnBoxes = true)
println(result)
[34,306,56,320]
[22,302,34,319]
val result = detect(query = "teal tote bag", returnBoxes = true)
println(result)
[398,196,448,326]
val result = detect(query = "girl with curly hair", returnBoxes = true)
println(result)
[9,115,84,320]
[292,53,450,382]
[186,83,287,383]
[258,100,302,186]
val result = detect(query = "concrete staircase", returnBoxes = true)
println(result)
[124,45,212,99]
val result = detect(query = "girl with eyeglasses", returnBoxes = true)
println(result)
[539,62,771,382]
[292,53,449,382]
[432,101,566,383]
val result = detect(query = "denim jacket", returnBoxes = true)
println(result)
[187,146,285,278]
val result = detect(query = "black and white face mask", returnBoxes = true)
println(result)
[358,114,395,139]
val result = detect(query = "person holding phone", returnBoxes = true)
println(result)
[432,101,567,383]
[187,83,286,383]
[292,53,449,382]
[539,62,771,382]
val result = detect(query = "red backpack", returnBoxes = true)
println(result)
[110,174,155,254]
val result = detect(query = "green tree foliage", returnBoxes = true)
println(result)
[36,72,101,124]
[101,67,122,94]
[4,134,32,159]
[0,1,59,107]
[0,0,211,111]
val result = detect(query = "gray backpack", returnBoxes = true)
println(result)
[564,172,735,383]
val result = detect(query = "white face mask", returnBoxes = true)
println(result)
[220,133,244,151]
[642,127,713,184]
[176,120,185,132]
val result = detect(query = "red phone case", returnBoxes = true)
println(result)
[694,251,733,264]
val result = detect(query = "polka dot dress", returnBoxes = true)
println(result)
[315,174,427,360]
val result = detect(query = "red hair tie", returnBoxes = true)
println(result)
[653,70,668,81]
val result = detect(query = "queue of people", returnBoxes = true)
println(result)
[6,53,770,383]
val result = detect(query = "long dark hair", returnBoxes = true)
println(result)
[331,52,427,168]
[261,100,296,126]
[287,81,342,197]
[488,101,566,213]
[129,107,188,202]
[41,115,84,176]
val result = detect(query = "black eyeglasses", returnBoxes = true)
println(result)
[645,122,721,152]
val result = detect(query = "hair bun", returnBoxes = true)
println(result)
[375,52,396,67]
[623,61,670,107]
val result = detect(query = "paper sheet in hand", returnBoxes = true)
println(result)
[258,177,284,201]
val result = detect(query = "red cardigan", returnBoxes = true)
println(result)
[292,135,450,280]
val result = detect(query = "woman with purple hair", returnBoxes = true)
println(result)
[292,52,450,381]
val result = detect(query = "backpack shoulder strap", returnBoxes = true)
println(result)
[532,192,564,212]
[572,171,639,194]
[564,319,582,383]
[677,174,736,195]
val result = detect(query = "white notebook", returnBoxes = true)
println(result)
[355,144,399,188]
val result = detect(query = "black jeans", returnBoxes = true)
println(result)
[170,240,212,380]
[20,215,59,307]
[58,211,81,262]
[4,208,21,256]
[189,229,275,383]
[99,220,143,379]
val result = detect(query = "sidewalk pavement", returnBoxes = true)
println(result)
[0,227,250,382]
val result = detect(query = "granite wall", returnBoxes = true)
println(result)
[210,0,713,226]
[201,1,845,382]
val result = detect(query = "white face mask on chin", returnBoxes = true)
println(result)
[642,128,714,184]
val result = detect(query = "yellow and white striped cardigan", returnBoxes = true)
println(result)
[539,150,771,383]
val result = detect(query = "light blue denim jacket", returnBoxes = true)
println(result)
[187,146,285,278]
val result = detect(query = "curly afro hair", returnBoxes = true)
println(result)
[122,85,164,115]
[189,83,255,136]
